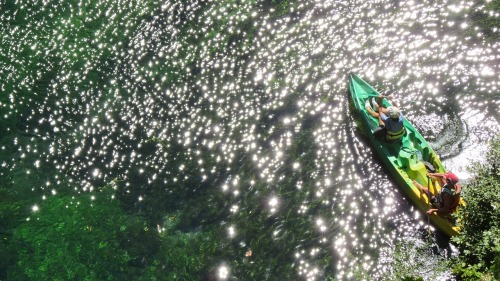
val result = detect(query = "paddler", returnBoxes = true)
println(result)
[413,172,461,215]
[365,94,406,141]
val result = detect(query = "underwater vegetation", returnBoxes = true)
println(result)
[2,185,221,280]
[468,0,500,41]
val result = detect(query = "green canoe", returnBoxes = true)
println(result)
[349,73,463,237]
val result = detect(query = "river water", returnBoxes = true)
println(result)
[1,0,499,280]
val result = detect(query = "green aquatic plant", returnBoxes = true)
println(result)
[4,173,232,280]
[0,199,31,279]
[6,187,159,280]
[450,0,500,42]
[469,0,500,41]
[268,0,306,18]
[142,229,220,280]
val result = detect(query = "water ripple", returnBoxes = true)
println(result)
[1,0,498,279]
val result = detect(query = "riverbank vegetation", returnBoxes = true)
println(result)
[451,137,500,280]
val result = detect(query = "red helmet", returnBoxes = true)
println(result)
[445,172,459,184]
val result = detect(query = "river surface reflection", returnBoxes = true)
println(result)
[1,0,498,280]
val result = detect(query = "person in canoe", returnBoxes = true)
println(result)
[412,172,461,215]
[365,94,406,141]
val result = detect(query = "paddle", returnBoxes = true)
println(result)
[427,175,432,238]
[361,93,390,101]
[362,92,381,98]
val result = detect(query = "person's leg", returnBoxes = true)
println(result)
[377,115,385,126]
[366,102,380,118]
[366,101,385,126]
[372,125,386,139]
[371,98,380,112]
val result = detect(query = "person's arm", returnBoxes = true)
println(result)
[379,94,398,107]
[377,114,385,126]
[426,172,447,186]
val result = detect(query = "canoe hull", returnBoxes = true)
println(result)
[349,74,462,237]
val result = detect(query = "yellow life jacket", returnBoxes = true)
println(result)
[386,127,406,141]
